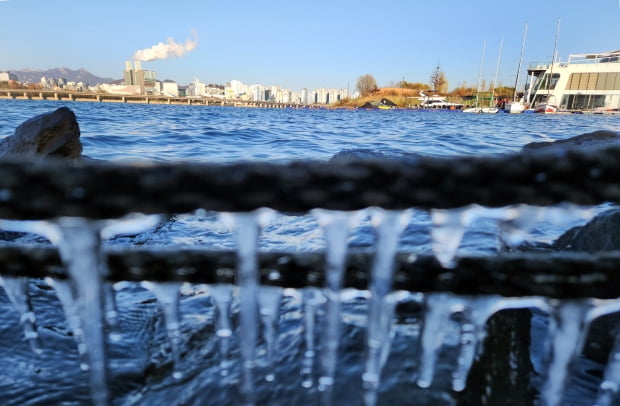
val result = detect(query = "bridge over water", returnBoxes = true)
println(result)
[0,88,310,109]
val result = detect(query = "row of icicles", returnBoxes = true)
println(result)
[0,203,620,406]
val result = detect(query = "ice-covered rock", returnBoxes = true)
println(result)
[553,208,620,253]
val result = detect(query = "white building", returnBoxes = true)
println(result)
[161,80,179,97]
[222,79,346,105]
[226,80,248,99]
[250,84,266,101]
[205,86,225,98]
[0,71,18,82]
[311,87,348,104]
[187,77,206,97]
[300,88,310,105]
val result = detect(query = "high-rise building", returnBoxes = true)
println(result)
[0,71,18,82]
[300,88,310,105]
[124,61,158,94]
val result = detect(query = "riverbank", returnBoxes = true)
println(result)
[3,88,619,114]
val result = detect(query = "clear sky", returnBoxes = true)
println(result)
[1,0,619,92]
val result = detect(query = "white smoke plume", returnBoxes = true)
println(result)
[133,31,198,62]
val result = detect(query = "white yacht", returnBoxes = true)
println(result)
[503,100,526,114]
[526,50,620,113]
[417,91,464,110]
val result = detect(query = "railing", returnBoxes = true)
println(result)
[2,149,620,406]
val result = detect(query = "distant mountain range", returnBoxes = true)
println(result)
[7,67,117,85]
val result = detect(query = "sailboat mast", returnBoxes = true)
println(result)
[475,38,486,107]
[491,36,503,102]
[546,19,560,96]
[513,22,528,102]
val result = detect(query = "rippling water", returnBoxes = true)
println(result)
[0,99,619,406]
[2,99,618,162]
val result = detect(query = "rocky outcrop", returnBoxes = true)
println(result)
[0,107,82,159]
[522,130,620,154]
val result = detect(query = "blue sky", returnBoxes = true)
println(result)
[1,0,618,91]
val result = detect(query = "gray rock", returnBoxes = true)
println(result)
[553,208,620,253]
[0,107,82,159]
[522,130,620,154]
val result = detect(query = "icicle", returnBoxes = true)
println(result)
[431,206,476,268]
[597,331,620,406]
[416,293,506,392]
[362,208,411,406]
[210,283,235,377]
[44,277,90,369]
[300,287,324,389]
[101,214,162,334]
[103,282,121,342]
[0,220,64,356]
[466,203,592,248]
[451,296,503,392]
[220,208,274,406]
[141,281,184,379]
[53,217,109,406]
[258,285,283,382]
[0,276,42,354]
[541,300,591,406]
[497,205,544,247]
[577,299,620,406]
[0,215,162,406]
[311,209,363,406]
[417,293,463,388]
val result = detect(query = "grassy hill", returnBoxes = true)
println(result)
[336,87,423,108]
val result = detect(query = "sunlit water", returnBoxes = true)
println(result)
[0,99,619,405]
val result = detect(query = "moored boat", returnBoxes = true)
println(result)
[533,100,558,114]
[417,91,464,110]
[502,22,528,114]
[462,106,498,114]
[503,100,526,114]
[463,38,502,114]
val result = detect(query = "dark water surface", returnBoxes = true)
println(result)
[0,99,619,406]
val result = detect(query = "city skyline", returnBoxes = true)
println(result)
[1,1,619,92]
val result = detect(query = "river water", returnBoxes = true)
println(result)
[0,99,619,406]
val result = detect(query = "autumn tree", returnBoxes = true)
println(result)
[429,65,447,93]
[494,85,515,98]
[396,80,431,90]
[356,74,378,97]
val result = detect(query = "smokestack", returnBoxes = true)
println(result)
[133,31,198,62]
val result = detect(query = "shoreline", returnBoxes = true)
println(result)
[2,89,619,115]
